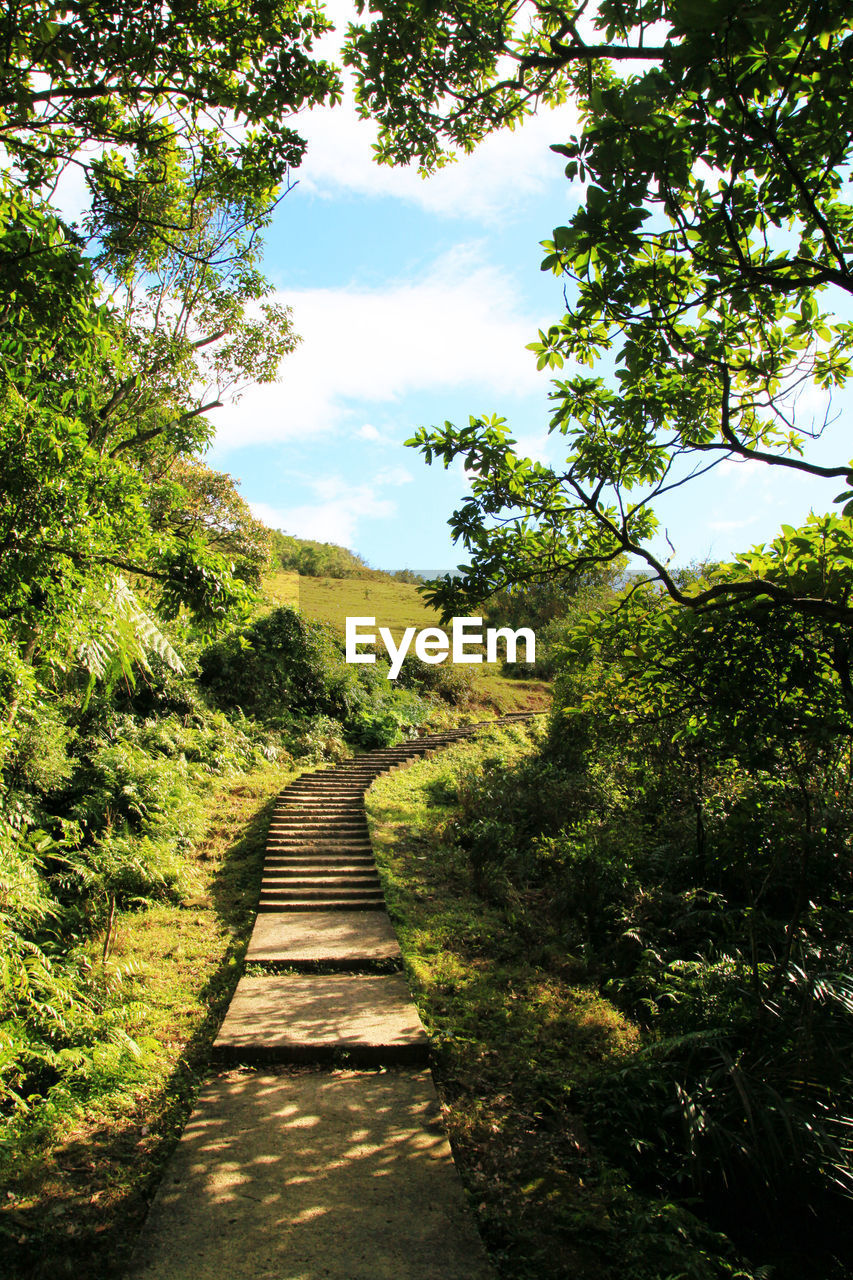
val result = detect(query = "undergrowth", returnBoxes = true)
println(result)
[366,727,758,1280]
[0,761,287,1280]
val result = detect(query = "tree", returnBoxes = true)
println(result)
[2,0,339,215]
[347,0,853,625]
[149,461,272,588]
[0,2,340,725]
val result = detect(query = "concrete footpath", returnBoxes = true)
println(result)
[127,720,534,1279]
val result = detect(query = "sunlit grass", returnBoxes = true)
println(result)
[365,734,645,1280]
[0,762,292,1280]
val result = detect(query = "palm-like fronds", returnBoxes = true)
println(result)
[74,575,184,706]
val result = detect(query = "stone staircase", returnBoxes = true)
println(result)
[255,718,532,916]
[127,712,539,1280]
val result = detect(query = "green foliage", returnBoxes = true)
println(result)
[149,461,273,590]
[0,0,343,743]
[345,687,428,748]
[482,560,624,677]
[351,1,853,624]
[199,605,364,720]
[0,641,281,1129]
[199,604,431,745]
[441,582,853,1273]
[367,734,762,1280]
[269,530,377,578]
[395,653,476,705]
[0,817,149,1119]
[3,0,340,211]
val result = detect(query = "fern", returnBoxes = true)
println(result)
[74,576,184,706]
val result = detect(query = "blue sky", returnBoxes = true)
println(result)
[205,3,852,573]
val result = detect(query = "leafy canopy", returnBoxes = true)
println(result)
[0,2,343,710]
[347,0,853,623]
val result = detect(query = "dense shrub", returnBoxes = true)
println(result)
[199,605,432,746]
[0,817,152,1121]
[346,687,428,747]
[395,653,475,705]
[198,605,362,720]
[441,582,853,1277]
[0,658,279,1127]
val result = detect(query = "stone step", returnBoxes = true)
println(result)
[261,874,381,888]
[275,802,365,810]
[266,834,373,844]
[263,862,378,875]
[264,863,376,874]
[264,853,376,865]
[265,843,374,854]
[212,975,429,1065]
[273,803,368,812]
[267,832,371,843]
[274,788,371,798]
[263,859,379,872]
[336,766,389,773]
[126,1069,495,1280]
[278,790,367,798]
[245,910,403,964]
[263,865,376,876]
[319,777,379,785]
[269,816,369,826]
[260,891,383,906]
[263,869,377,880]
[284,775,366,782]
[265,845,374,855]
[282,779,376,787]
[268,825,371,836]
[273,801,369,809]
[289,770,374,777]
[260,887,383,903]
[257,890,384,901]
[270,812,370,820]
[272,819,366,827]
[277,793,368,802]
[277,796,368,804]
[256,898,386,913]
[277,788,366,798]
[267,829,371,839]
[273,814,365,822]
[259,892,383,905]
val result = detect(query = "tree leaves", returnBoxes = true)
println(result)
[377,2,853,626]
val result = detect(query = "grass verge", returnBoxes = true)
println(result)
[0,761,292,1280]
[365,729,753,1280]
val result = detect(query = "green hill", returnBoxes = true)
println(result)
[262,570,550,713]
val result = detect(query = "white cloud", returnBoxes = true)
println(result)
[374,464,413,486]
[296,92,579,222]
[513,429,557,465]
[358,423,381,440]
[250,467,409,545]
[212,244,546,450]
[296,0,579,221]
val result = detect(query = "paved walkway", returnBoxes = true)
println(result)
[127,718,533,1279]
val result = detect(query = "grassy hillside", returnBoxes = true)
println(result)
[265,570,300,608]
[263,570,551,713]
[266,570,438,636]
